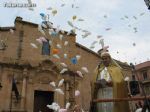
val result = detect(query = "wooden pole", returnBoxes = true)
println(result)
[93,96,150,103]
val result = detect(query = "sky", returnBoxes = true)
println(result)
[0,0,150,65]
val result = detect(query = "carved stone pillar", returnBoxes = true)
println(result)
[69,79,75,110]
[20,68,28,110]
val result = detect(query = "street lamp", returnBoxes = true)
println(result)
[144,0,150,10]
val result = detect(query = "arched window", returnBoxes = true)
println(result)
[42,39,50,55]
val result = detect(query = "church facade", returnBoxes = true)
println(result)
[0,17,132,112]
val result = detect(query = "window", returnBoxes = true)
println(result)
[42,39,50,55]
[142,71,148,80]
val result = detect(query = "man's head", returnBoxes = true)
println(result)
[101,52,111,67]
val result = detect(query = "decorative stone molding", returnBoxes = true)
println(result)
[31,60,59,84]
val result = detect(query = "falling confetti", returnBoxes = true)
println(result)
[52,10,57,16]
[120,18,124,20]
[133,27,138,33]
[58,79,64,87]
[76,55,81,60]
[52,49,59,54]
[102,46,109,52]
[75,90,80,97]
[30,43,38,48]
[60,63,67,68]
[139,12,145,16]
[71,57,78,64]
[72,4,74,8]
[47,102,60,111]
[67,31,71,35]
[81,67,89,73]
[128,25,131,27]
[78,18,84,21]
[38,25,45,35]
[59,109,67,112]
[124,15,129,19]
[49,81,56,88]
[61,4,65,7]
[59,34,63,40]
[76,71,83,78]
[99,39,104,48]
[64,54,67,58]
[104,15,107,18]
[90,45,95,49]
[72,15,77,20]
[51,31,58,37]
[67,21,74,27]
[47,21,53,28]
[65,102,71,109]
[53,54,60,59]
[82,32,91,38]
[29,7,34,11]
[36,38,43,44]
[56,44,62,49]
[64,41,68,46]
[49,40,52,45]
[55,88,64,95]
[60,68,68,74]
[105,28,111,31]
[97,35,103,38]
[133,16,137,20]
[40,13,47,21]
[47,7,52,10]
[124,76,130,81]
[91,41,98,45]
[60,30,65,34]
[133,43,136,46]
[10,29,14,33]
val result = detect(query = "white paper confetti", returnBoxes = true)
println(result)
[78,18,84,21]
[53,54,60,59]
[81,67,89,73]
[38,25,45,35]
[65,102,71,109]
[76,55,81,60]
[61,4,65,7]
[124,76,130,81]
[30,43,38,48]
[67,21,74,27]
[57,44,62,49]
[60,63,67,68]
[47,102,60,111]
[99,39,104,48]
[64,41,68,46]
[58,79,64,87]
[47,7,52,10]
[10,29,14,33]
[64,54,67,58]
[49,81,56,88]
[54,88,64,95]
[60,68,68,74]
[59,109,67,112]
[76,71,83,78]
[59,34,63,40]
